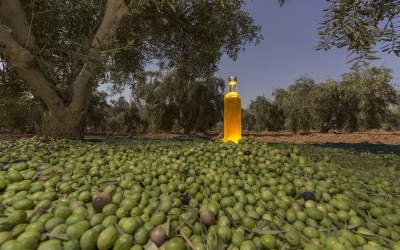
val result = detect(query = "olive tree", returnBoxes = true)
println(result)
[106,96,146,132]
[273,76,316,133]
[245,96,284,132]
[132,70,224,134]
[340,65,397,130]
[241,108,256,131]
[307,79,348,133]
[0,0,262,139]
[0,60,41,131]
[85,90,110,132]
[273,65,397,133]
[383,90,400,130]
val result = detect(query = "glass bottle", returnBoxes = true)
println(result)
[224,76,242,143]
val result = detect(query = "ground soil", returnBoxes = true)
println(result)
[1,129,399,145]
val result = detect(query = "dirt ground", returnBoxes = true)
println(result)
[1,129,399,145]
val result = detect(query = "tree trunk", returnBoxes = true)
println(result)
[183,127,191,134]
[319,121,329,133]
[0,0,130,140]
[38,108,86,140]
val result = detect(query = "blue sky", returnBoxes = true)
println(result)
[109,0,399,108]
[216,0,400,108]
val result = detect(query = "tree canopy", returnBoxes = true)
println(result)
[132,70,225,134]
[270,65,397,133]
[242,96,284,132]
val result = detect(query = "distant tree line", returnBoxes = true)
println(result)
[242,65,400,133]
[1,65,399,134]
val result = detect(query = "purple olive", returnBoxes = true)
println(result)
[244,150,252,156]
[201,210,216,226]
[151,226,166,246]
[92,192,111,212]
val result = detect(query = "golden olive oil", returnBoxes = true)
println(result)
[224,76,242,143]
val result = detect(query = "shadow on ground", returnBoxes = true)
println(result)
[310,142,400,155]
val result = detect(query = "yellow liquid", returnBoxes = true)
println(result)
[224,92,241,143]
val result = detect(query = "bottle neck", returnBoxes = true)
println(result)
[228,82,238,93]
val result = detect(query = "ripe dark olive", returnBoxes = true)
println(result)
[179,195,190,205]
[92,192,111,212]
[301,192,316,201]
[229,168,237,175]
[244,150,252,156]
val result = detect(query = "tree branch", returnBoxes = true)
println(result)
[66,22,102,88]
[0,0,36,48]
[0,24,64,113]
[69,0,130,113]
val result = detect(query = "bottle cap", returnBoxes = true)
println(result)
[228,76,237,84]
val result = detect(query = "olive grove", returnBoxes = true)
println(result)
[0,0,262,139]
[1,0,399,138]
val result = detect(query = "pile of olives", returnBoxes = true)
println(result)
[0,136,400,250]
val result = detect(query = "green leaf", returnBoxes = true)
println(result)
[327,215,345,229]
[179,215,195,231]
[97,180,119,185]
[346,56,361,65]
[251,228,283,235]
[31,171,40,181]
[40,233,69,241]
[347,224,360,230]
[216,233,225,250]
[342,199,370,219]
[86,175,92,184]
[256,220,270,229]
[115,223,125,235]
[220,205,237,227]
[166,215,171,236]
[208,233,215,250]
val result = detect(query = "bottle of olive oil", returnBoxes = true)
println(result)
[224,76,242,143]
